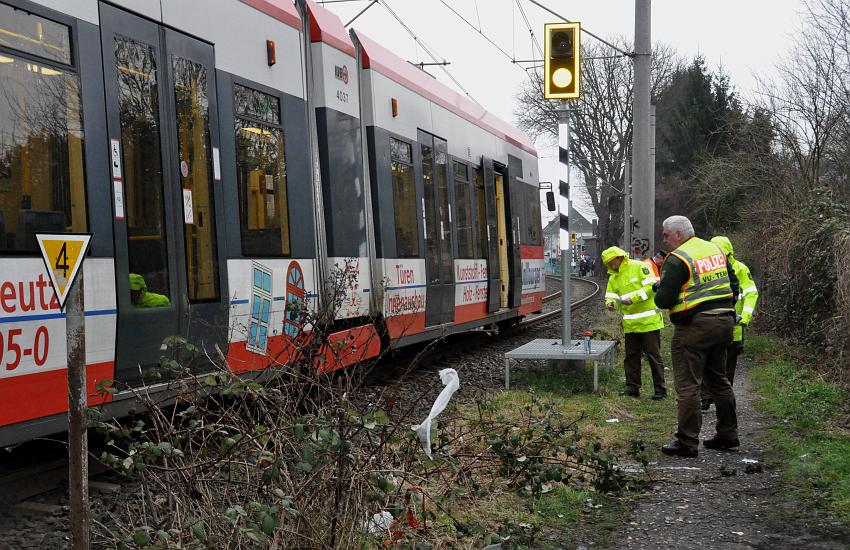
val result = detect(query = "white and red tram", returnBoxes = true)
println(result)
[0,0,544,446]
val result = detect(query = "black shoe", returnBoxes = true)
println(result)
[703,436,740,450]
[661,439,698,458]
[651,390,667,401]
[619,390,639,398]
[701,399,713,411]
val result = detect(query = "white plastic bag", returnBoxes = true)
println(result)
[414,368,460,458]
[364,511,394,533]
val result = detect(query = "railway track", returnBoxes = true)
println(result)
[363,275,600,386]
[520,275,600,327]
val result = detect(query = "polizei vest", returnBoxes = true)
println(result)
[668,237,733,314]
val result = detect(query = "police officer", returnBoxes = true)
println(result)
[644,251,665,281]
[654,216,740,457]
[602,246,667,399]
[129,273,171,308]
[700,236,760,409]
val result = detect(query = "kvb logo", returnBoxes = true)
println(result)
[334,65,349,84]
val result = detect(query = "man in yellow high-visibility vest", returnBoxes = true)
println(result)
[602,246,666,400]
[654,216,740,458]
[700,236,760,409]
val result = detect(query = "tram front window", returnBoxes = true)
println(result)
[115,35,170,305]
[0,8,87,253]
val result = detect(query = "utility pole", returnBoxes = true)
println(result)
[630,0,652,258]
[623,159,631,253]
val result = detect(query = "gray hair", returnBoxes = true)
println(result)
[663,215,695,238]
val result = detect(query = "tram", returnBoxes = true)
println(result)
[0,0,544,446]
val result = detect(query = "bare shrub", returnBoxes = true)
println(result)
[89,267,641,549]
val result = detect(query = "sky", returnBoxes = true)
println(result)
[319,0,805,220]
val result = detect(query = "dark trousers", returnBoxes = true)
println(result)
[671,313,737,450]
[701,340,743,399]
[624,330,666,394]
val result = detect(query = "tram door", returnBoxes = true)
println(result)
[418,130,455,327]
[494,171,510,308]
[100,4,227,379]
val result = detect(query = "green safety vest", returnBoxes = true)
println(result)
[667,237,734,315]
[604,256,664,334]
[731,258,759,342]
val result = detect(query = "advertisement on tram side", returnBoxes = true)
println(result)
[0,258,116,426]
[519,245,545,314]
[328,256,371,319]
[453,259,488,323]
[378,258,426,339]
[226,258,318,373]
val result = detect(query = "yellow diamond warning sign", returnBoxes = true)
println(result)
[35,233,92,310]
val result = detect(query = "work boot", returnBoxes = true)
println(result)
[701,398,713,411]
[619,389,639,398]
[703,436,741,450]
[661,439,698,458]
[651,389,667,401]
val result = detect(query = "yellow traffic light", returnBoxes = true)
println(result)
[544,22,581,100]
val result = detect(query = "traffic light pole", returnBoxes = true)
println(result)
[558,104,572,345]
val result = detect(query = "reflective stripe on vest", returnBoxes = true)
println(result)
[623,309,660,320]
[621,288,648,301]
[669,238,733,314]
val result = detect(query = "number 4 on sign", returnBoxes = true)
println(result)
[35,233,92,311]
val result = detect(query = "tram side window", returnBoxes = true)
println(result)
[454,161,473,258]
[0,5,87,253]
[174,57,220,302]
[234,84,290,257]
[472,168,487,258]
[116,35,170,305]
[520,183,540,244]
[390,137,418,257]
[529,185,542,245]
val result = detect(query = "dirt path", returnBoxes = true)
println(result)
[604,361,849,550]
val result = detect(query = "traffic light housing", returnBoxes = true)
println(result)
[544,22,581,100]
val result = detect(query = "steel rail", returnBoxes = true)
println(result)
[523,275,599,327]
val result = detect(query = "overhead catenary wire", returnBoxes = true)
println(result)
[344,0,378,28]
[514,0,544,59]
[523,0,634,58]
[379,0,482,105]
[435,0,520,67]
[512,0,516,60]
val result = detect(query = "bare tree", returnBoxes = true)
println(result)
[755,0,849,199]
[514,38,679,247]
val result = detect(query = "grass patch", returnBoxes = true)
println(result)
[507,313,677,453]
[748,338,850,524]
[448,315,679,545]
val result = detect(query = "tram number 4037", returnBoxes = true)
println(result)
[1,326,49,371]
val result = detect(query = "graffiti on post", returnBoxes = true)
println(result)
[631,237,650,257]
